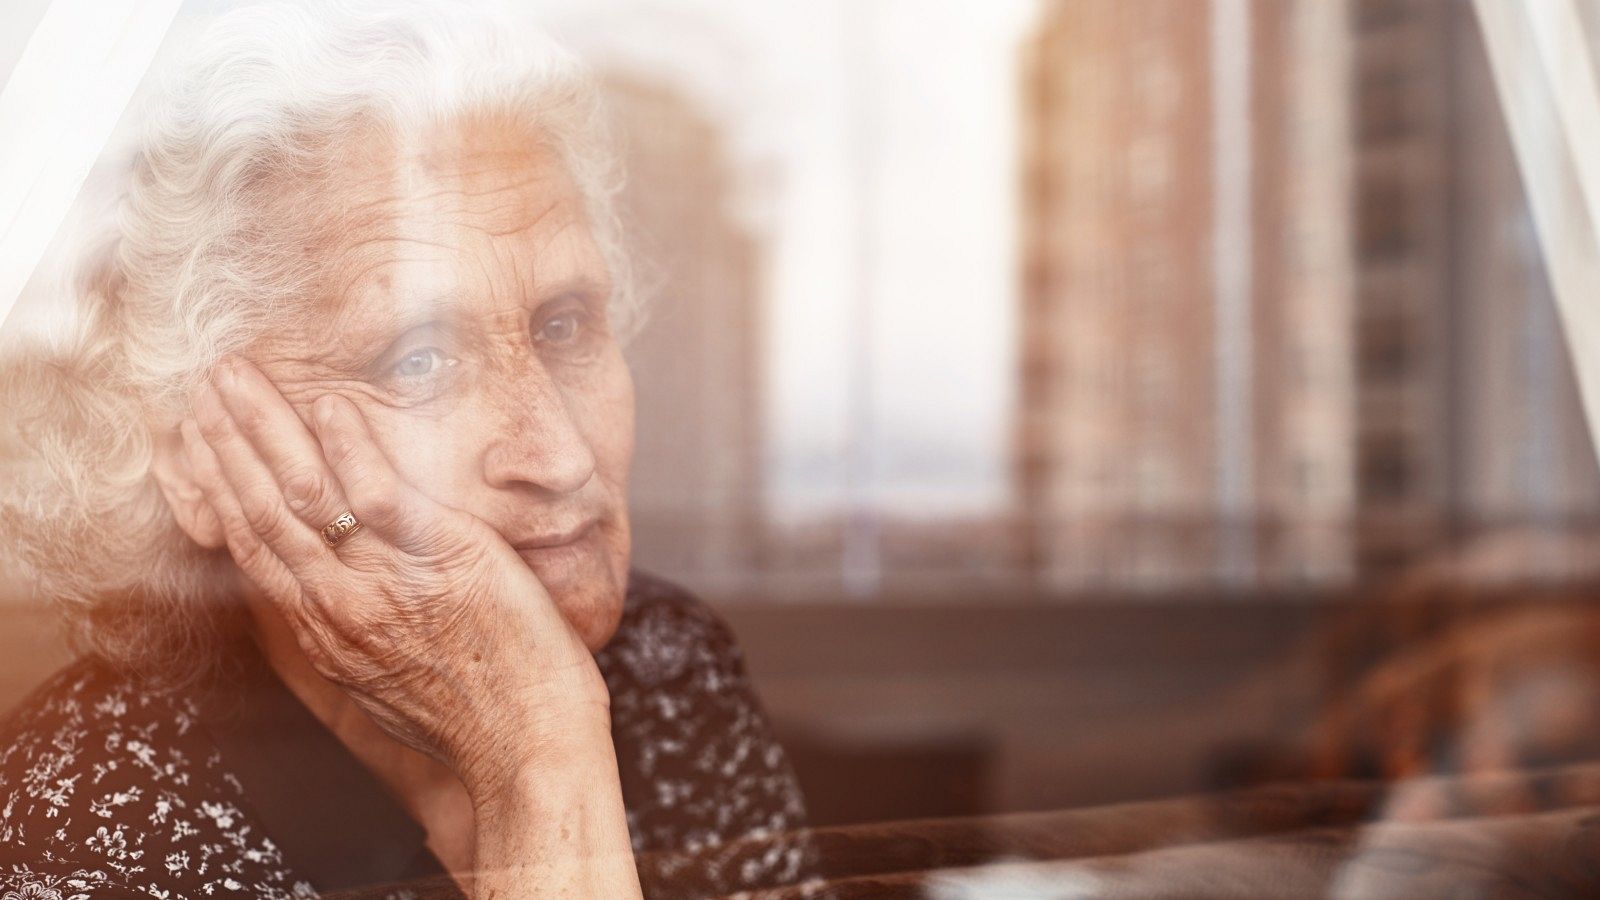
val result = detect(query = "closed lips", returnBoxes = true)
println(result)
[514,521,596,550]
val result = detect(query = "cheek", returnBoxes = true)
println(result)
[592,354,636,489]
[558,349,635,492]
[566,355,634,571]
[361,407,488,506]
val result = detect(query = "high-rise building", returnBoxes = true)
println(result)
[1021,0,1600,590]
[1349,0,1454,572]
[1349,0,1600,574]
[585,0,1600,597]
[1019,0,1357,589]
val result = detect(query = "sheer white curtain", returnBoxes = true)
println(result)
[1476,0,1600,466]
[0,0,184,340]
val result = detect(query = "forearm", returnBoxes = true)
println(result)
[467,718,642,900]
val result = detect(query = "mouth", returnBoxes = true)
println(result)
[512,520,599,557]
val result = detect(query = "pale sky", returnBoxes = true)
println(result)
[544,0,1042,520]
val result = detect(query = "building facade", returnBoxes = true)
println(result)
[1020,0,1600,590]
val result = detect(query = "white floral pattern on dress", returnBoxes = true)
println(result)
[599,575,813,896]
[1,864,106,900]
[1,573,810,899]
[0,664,308,898]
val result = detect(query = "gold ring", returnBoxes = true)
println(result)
[322,511,362,547]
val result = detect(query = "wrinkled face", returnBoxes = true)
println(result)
[247,117,635,650]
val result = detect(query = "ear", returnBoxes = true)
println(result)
[149,426,228,550]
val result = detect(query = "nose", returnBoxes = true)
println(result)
[481,360,597,496]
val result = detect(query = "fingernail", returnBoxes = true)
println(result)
[178,418,200,454]
[213,355,238,388]
[192,383,224,420]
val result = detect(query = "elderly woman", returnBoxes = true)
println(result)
[0,4,806,898]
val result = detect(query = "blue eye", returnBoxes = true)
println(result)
[392,347,450,378]
[537,313,582,345]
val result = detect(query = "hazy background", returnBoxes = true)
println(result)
[6,0,1600,827]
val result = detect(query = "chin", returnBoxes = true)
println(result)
[517,523,629,651]
[557,580,626,651]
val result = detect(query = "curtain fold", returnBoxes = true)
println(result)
[1475,0,1600,465]
[0,0,183,339]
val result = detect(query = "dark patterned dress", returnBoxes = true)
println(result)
[0,571,811,898]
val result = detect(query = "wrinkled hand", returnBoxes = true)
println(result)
[182,355,607,797]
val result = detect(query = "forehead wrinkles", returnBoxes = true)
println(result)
[316,161,577,340]
[255,117,598,356]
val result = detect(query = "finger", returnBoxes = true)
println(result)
[180,418,303,608]
[212,355,357,539]
[310,393,452,555]
[192,380,334,574]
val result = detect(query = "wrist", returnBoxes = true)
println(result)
[467,714,642,899]
[463,701,615,810]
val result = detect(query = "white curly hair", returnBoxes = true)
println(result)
[0,0,635,685]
